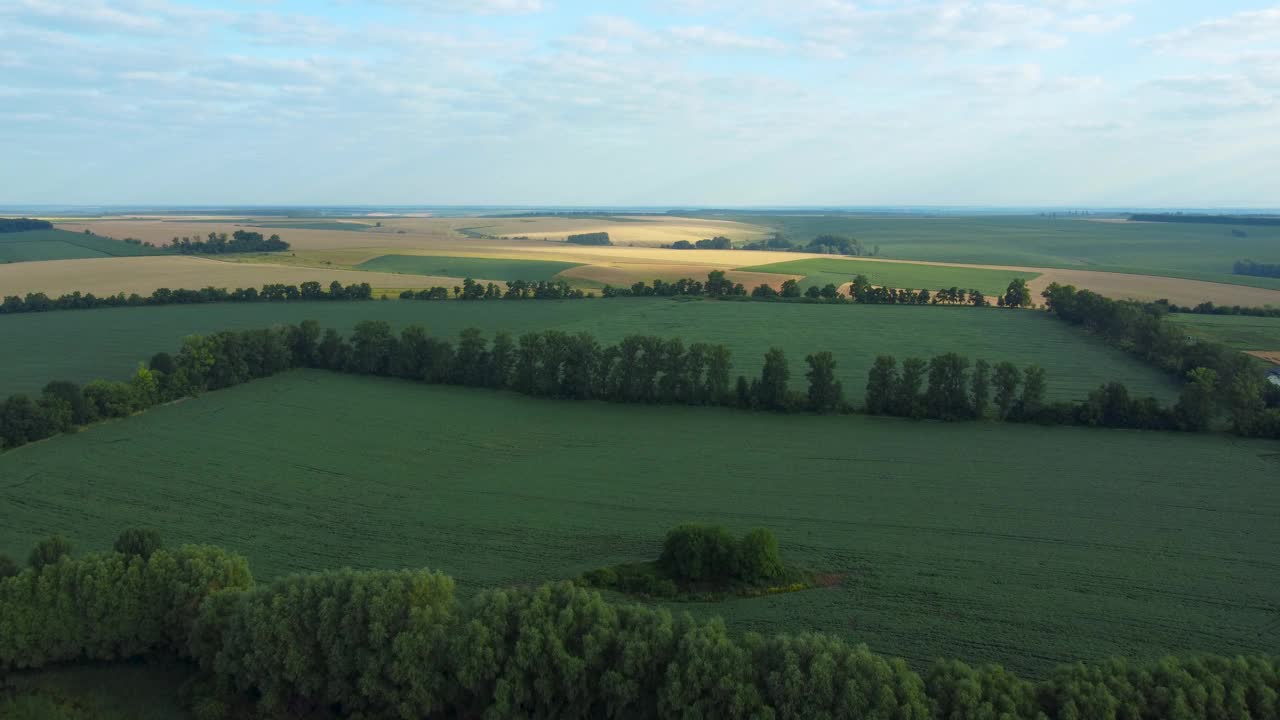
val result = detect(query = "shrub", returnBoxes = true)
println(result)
[735,528,782,582]
[0,553,18,579]
[659,524,739,582]
[28,536,72,570]
[114,528,163,559]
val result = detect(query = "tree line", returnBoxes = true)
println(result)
[2,536,1278,720]
[1159,298,1280,319]
[0,218,53,233]
[741,232,878,256]
[3,317,1240,454]
[1041,282,1280,438]
[566,231,612,245]
[0,280,373,316]
[665,235,733,249]
[399,277,590,301]
[1234,259,1280,279]
[165,230,290,254]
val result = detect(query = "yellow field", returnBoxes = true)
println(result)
[0,256,481,298]
[40,216,1280,307]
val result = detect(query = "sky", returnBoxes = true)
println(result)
[0,0,1277,207]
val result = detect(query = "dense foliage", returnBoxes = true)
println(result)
[0,280,373,316]
[0,218,53,233]
[1041,282,1279,437]
[566,231,612,245]
[165,230,289,255]
[398,277,589,301]
[665,235,733,249]
[2,534,1278,719]
[0,544,251,671]
[659,524,783,584]
[1234,259,1280,279]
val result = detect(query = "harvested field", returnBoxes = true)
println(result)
[1,371,1275,674]
[356,255,583,282]
[0,256,465,298]
[1029,269,1280,307]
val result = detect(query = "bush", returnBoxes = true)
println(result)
[0,553,18,579]
[114,528,163,559]
[735,528,782,582]
[28,536,72,570]
[659,524,739,582]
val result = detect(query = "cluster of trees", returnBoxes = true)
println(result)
[0,217,52,233]
[665,235,733,250]
[166,230,289,255]
[566,231,612,245]
[658,524,783,584]
[1159,298,1280,319]
[399,277,589,302]
[1041,282,1280,437]
[604,271,747,298]
[1234,259,1280,279]
[1132,213,1280,226]
[5,538,1278,720]
[742,233,875,256]
[0,280,373,316]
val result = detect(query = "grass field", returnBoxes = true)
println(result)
[0,229,162,263]
[356,254,583,282]
[1166,313,1280,352]
[0,300,1179,404]
[1,371,1275,674]
[738,257,1040,295]
[696,213,1280,290]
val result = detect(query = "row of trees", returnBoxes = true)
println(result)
[0,280,373,315]
[665,235,733,249]
[740,232,877,256]
[1159,298,1280,319]
[166,230,290,255]
[399,277,590,301]
[1041,282,1280,437]
[0,217,52,233]
[566,231,612,245]
[1234,259,1280,279]
[4,538,1278,719]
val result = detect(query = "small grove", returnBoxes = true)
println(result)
[1,535,1278,719]
[0,313,1270,452]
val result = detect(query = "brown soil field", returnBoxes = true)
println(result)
[1245,351,1280,365]
[1027,269,1280,307]
[0,256,473,297]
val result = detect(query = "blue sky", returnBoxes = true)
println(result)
[1,0,1277,206]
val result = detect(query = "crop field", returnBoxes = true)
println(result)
[356,254,583,282]
[0,299,1179,404]
[696,213,1280,290]
[1166,313,1280,352]
[739,257,1040,295]
[1,371,1276,674]
[0,229,162,263]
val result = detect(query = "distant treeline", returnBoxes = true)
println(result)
[665,235,732,250]
[0,218,53,233]
[566,231,612,245]
[742,233,876,256]
[165,230,289,254]
[399,277,589,301]
[1131,213,1280,226]
[1233,259,1280,279]
[3,537,1279,720]
[0,281,372,315]
[1042,282,1280,438]
[1160,298,1280,319]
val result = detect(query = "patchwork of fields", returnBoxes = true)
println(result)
[1,371,1275,674]
[739,257,1040,295]
[0,229,161,263]
[0,300,1180,403]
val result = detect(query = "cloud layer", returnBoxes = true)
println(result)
[0,0,1275,206]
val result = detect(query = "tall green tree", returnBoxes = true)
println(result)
[805,351,843,413]
[487,331,515,388]
[895,358,927,419]
[756,348,791,411]
[1020,365,1047,417]
[864,356,897,415]
[992,361,1021,419]
[1176,367,1218,431]
[971,359,990,419]
[926,353,971,420]
[1003,279,1032,308]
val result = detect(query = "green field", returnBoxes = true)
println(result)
[1166,313,1280,351]
[0,300,1179,403]
[697,213,1280,289]
[738,257,1039,295]
[1,371,1275,674]
[356,254,583,281]
[0,229,162,263]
